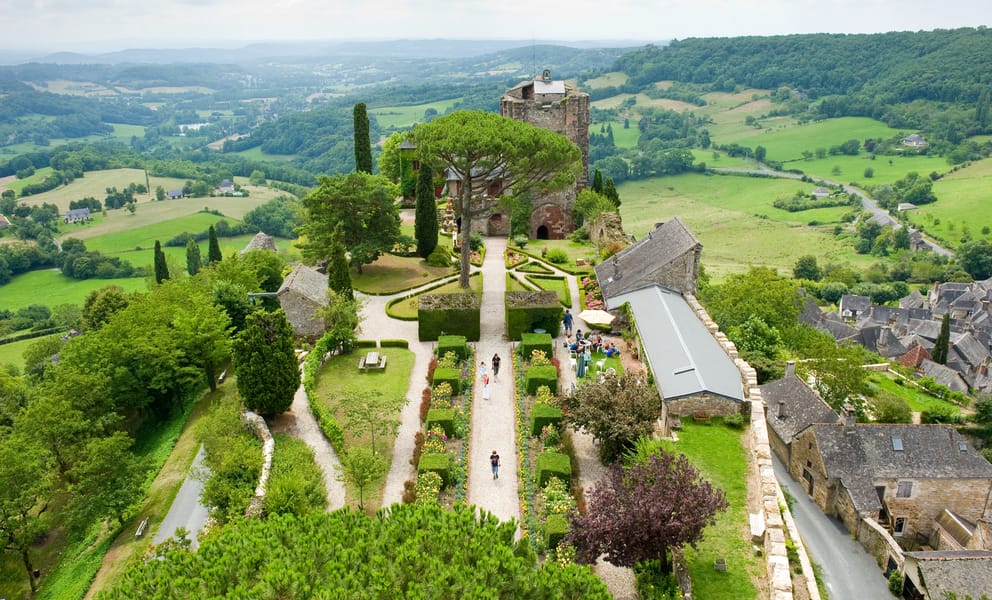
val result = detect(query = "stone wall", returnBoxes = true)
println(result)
[530,198,572,240]
[666,393,744,418]
[279,292,325,338]
[877,477,992,542]
[242,410,275,518]
[857,517,904,572]
[588,211,626,248]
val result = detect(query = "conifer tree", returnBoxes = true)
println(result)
[153,240,169,284]
[604,177,621,209]
[207,225,222,264]
[233,310,298,416]
[933,313,951,365]
[354,103,373,174]
[592,169,603,193]
[185,238,201,276]
[327,225,354,302]
[415,164,438,258]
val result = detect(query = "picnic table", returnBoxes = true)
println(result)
[358,350,387,371]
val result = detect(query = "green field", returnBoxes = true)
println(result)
[583,72,628,89]
[906,157,992,246]
[589,121,640,148]
[714,117,905,162]
[618,173,877,280]
[0,333,61,371]
[370,98,463,129]
[0,269,148,312]
[81,213,241,254]
[232,146,298,161]
[2,166,55,194]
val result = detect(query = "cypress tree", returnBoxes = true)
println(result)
[604,177,621,209]
[186,238,202,276]
[592,169,603,193]
[933,313,951,365]
[233,309,299,416]
[207,225,222,264]
[354,103,373,174]
[153,240,169,284]
[327,226,354,302]
[415,165,438,259]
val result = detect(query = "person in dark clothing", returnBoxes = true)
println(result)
[563,310,574,336]
[490,451,500,479]
[491,353,501,380]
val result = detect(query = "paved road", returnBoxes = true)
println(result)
[772,455,891,600]
[154,444,209,549]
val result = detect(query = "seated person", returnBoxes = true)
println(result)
[568,339,579,353]
[591,334,603,353]
[601,341,612,355]
[575,329,583,341]
[606,346,619,358]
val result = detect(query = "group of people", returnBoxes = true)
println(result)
[564,331,619,358]
[480,357,502,480]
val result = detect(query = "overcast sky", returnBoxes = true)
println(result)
[2,0,988,52]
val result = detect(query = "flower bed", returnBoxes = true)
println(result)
[580,276,605,311]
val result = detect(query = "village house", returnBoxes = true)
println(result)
[902,133,927,148]
[0,214,10,228]
[759,361,840,465]
[276,264,328,338]
[217,179,235,194]
[240,231,278,255]
[62,208,91,224]
[167,189,185,200]
[900,550,992,600]
[838,294,871,321]
[594,217,702,298]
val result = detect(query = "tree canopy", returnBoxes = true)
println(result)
[563,371,661,462]
[232,309,298,417]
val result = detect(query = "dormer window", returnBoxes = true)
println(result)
[959,441,968,452]
[891,436,903,451]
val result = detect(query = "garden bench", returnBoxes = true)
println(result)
[135,517,149,538]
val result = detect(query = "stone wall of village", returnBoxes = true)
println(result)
[857,517,904,572]
[653,247,702,296]
[241,410,275,518]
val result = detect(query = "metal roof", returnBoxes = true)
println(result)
[606,285,743,402]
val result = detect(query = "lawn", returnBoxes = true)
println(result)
[0,270,147,312]
[589,121,640,148]
[907,156,992,247]
[312,346,415,511]
[661,421,761,599]
[617,172,879,280]
[524,274,571,307]
[867,372,963,416]
[515,240,597,274]
[369,98,463,130]
[351,253,457,295]
[386,272,482,319]
[0,333,61,371]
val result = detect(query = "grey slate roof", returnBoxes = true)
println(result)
[903,550,992,600]
[899,289,927,310]
[839,294,871,316]
[606,284,743,403]
[64,208,90,219]
[811,423,992,513]
[595,217,701,300]
[919,359,970,392]
[240,232,278,255]
[760,369,840,443]
[277,264,328,306]
[951,333,989,370]
[843,326,908,358]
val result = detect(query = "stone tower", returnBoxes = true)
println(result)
[500,70,590,240]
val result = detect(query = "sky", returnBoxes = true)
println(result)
[1,0,988,52]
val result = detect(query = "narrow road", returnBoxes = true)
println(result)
[154,444,209,549]
[772,455,891,599]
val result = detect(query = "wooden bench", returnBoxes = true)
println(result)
[358,351,387,371]
[135,516,149,538]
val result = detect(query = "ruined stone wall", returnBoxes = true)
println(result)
[242,410,275,518]
[530,196,572,240]
[857,517,905,572]
[588,211,626,248]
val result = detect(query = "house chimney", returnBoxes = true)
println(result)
[842,402,857,428]
[612,256,621,281]
[777,400,786,420]
[786,361,796,377]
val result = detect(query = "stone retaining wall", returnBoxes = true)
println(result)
[242,410,275,518]
[858,517,904,572]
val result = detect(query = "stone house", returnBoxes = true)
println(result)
[811,187,830,199]
[277,264,328,338]
[901,550,992,600]
[759,361,840,465]
[594,217,702,299]
[217,179,235,194]
[62,208,91,224]
[902,133,927,148]
[788,420,992,543]
[839,294,871,321]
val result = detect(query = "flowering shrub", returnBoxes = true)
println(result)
[540,424,561,449]
[424,425,448,454]
[437,351,459,369]
[552,542,577,566]
[453,407,469,438]
[541,477,576,516]
[415,471,443,505]
[530,349,551,366]
[535,385,556,406]
[431,382,453,408]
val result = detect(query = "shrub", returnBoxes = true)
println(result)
[526,365,559,395]
[544,515,570,550]
[420,388,432,421]
[505,292,562,340]
[436,351,459,369]
[513,235,529,248]
[426,246,452,267]
[431,382,453,408]
[545,248,568,264]
[437,335,468,360]
[354,339,377,348]
[402,479,417,504]
[424,425,448,454]
[521,332,554,358]
[426,408,455,437]
[432,367,462,394]
[536,385,557,406]
[379,339,409,348]
[722,412,745,429]
[532,403,564,436]
[415,471,443,504]
[540,424,562,449]
[311,402,345,454]
[417,453,451,487]
[541,477,575,517]
[536,451,572,487]
[530,349,551,366]
[419,294,481,341]
[888,569,904,596]
[921,405,962,424]
[411,431,424,467]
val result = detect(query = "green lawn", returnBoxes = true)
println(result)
[386,273,481,319]
[907,156,992,247]
[232,146,297,161]
[0,333,61,371]
[0,270,147,312]
[867,372,963,416]
[352,253,457,295]
[516,240,597,274]
[524,274,571,307]
[369,98,463,129]
[661,421,761,599]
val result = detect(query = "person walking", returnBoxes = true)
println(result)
[491,353,501,380]
[490,450,500,479]
[563,309,574,337]
[481,373,491,400]
[479,360,487,380]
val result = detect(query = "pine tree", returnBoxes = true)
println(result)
[233,310,299,416]
[592,169,603,193]
[353,103,373,174]
[933,313,951,365]
[977,88,991,130]
[153,240,169,284]
[185,238,202,276]
[415,165,438,258]
[327,225,354,302]
[207,225,222,264]
[604,177,621,209]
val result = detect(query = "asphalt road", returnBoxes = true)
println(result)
[773,455,891,600]
[153,444,209,549]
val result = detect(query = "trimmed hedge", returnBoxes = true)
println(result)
[520,333,553,358]
[418,293,481,341]
[379,339,409,348]
[426,408,455,437]
[531,403,563,436]
[432,367,462,394]
[544,514,570,549]
[536,451,572,487]
[505,291,562,340]
[417,452,452,487]
[354,339,377,348]
[311,402,345,454]
[437,335,468,360]
[526,365,559,395]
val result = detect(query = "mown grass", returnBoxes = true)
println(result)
[231,146,298,161]
[312,347,415,511]
[369,98,463,130]
[907,156,992,247]
[0,332,61,371]
[868,372,963,416]
[0,270,147,312]
[713,117,901,161]
[661,421,760,600]
[386,273,482,319]
[352,253,457,295]
[524,274,571,307]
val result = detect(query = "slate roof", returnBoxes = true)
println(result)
[596,217,701,300]
[918,359,970,393]
[277,264,328,306]
[760,367,840,443]
[839,294,871,316]
[605,284,743,403]
[903,550,992,600]
[899,289,927,310]
[844,326,908,358]
[950,333,989,370]
[240,232,278,255]
[868,305,909,326]
[810,423,992,513]
[64,208,90,219]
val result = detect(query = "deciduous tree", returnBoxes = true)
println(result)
[340,390,404,456]
[232,309,298,416]
[415,164,438,258]
[336,446,386,511]
[563,371,661,462]
[67,431,148,528]
[0,435,52,596]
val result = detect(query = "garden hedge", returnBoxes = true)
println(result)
[432,367,462,394]
[354,339,377,348]
[544,515,570,549]
[504,291,562,340]
[426,408,456,437]
[525,365,559,395]
[418,453,452,487]
[520,333,553,358]
[379,339,409,348]
[530,403,563,436]
[437,335,468,360]
[418,293,480,341]
[536,451,572,487]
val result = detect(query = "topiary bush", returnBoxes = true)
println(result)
[536,451,571,487]
[526,365,559,395]
[544,514,570,549]
[505,291,562,340]
[521,332,554,358]
[426,408,455,436]
[426,246,452,267]
[437,335,468,360]
[417,453,452,487]
[531,403,563,436]
[419,294,480,341]
[432,367,462,394]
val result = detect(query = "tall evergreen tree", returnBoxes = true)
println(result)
[976,88,990,129]
[207,225,222,264]
[603,177,621,209]
[933,313,951,365]
[592,169,603,193]
[153,240,169,284]
[327,225,354,302]
[353,103,373,174]
[414,165,438,258]
[185,238,202,276]
[232,310,299,416]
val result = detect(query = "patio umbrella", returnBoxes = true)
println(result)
[578,309,615,326]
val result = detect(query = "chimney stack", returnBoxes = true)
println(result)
[842,402,857,428]
[777,400,786,420]
[785,361,796,378]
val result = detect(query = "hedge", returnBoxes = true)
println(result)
[432,367,462,395]
[544,515,570,549]
[311,401,345,454]
[520,333,553,358]
[418,452,452,487]
[536,451,572,487]
[418,293,481,341]
[426,408,455,437]
[379,339,409,348]
[531,403,563,436]
[525,365,559,395]
[505,291,562,340]
[437,335,468,360]
[354,339,377,348]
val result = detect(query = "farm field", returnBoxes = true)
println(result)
[369,98,463,129]
[232,146,298,161]
[0,269,148,312]
[713,117,905,162]
[2,166,55,194]
[786,153,950,187]
[583,72,628,88]
[906,157,992,246]
[589,121,639,148]
[80,212,241,254]
[618,172,878,280]
[0,333,61,371]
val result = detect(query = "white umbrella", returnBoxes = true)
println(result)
[577,309,615,326]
